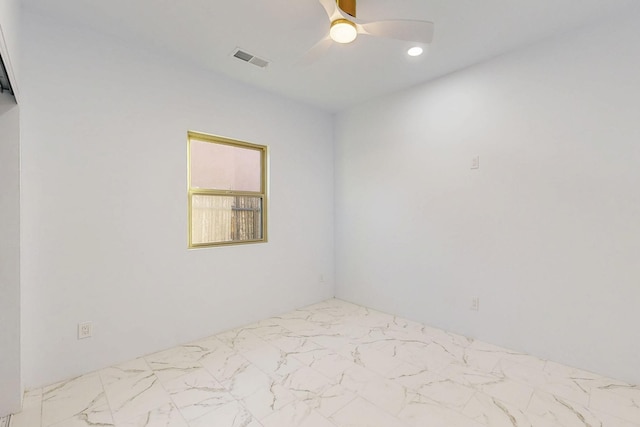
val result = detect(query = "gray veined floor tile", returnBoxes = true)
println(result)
[289,346,337,370]
[589,385,640,425]
[406,375,476,413]
[241,382,297,421]
[299,382,357,419]
[162,368,235,421]
[222,363,274,399]
[100,358,152,387]
[343,341,405,377]
[331,397,409,427]
[491,358,551,389]
[188,400,263,427]
[391,339,459,373]
[333,363,382,396]
[47,411,114,427]
[462,392,536,427]
[527,390,605,427]
[242,343,304,381]
[116,403,188,427]
[200,351,250,385]
[188,336,236,365]
[99,358,173,424]
[301,351,358,383]
[8,389,42,427]
[216,328,270,354]
[261,400,335,427]
[592,410,640,427]
[479,380,534,411]
[397,398,485,427]
[358,373,412,416]
[143,346,203,383]
[241,322,292,341]
[41,373,113,427]
[18,299,640,427]
[265,333,324,355]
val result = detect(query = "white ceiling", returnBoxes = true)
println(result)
[23,0,638,111]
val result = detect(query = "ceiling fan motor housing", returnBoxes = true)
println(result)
[337,0,356,17]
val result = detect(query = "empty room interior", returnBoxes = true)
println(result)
[1,0,640,426]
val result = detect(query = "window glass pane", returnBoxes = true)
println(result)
[191,194,263,245]
[190,140,262,192]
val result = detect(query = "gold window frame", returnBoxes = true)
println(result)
[187,131,268,248]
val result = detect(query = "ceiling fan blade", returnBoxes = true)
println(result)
[297,36,333,66]
[359,19,435,44]
[317,0,343,21]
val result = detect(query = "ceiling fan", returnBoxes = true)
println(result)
[302,0,435,63]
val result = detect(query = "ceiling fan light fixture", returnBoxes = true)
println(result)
[330,19,358,44]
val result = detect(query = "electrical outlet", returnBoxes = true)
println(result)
[78,321,93,339]
[319,274,325,283]
[470,297,480,311]
[471,156,480,169]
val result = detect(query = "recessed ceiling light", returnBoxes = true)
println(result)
[407,46,424,57]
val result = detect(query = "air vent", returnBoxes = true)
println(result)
[231,48,270,69]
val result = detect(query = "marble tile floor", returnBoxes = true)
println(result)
[9,299,640,427]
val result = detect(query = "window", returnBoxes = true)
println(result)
[187,131,267,248]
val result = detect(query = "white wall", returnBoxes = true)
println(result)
[0,0,22,416]
[0,93,21,416]
[335,9,640,384]
[20,12,335,388]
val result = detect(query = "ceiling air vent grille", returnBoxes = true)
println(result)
[232,48,270,69]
